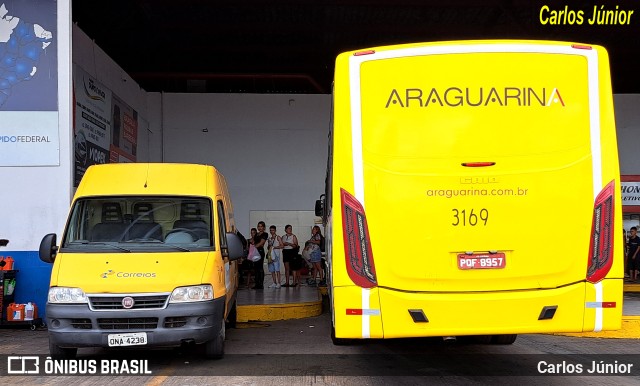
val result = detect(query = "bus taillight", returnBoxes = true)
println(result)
[340,188,377,288]
[586,180,615,283]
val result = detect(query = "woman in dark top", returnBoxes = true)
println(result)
[252,221,269,289]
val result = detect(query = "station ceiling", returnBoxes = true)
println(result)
[72,0,639,94]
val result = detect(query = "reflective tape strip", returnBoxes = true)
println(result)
[361,288,370,338]
[586,301,617,309]
[593,281,603,332]
[346,308,381,316]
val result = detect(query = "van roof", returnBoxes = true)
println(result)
[76,163,222,198]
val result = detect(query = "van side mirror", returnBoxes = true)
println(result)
[39,233,58,263]
[315,194,325,216]
[224,232,244,261]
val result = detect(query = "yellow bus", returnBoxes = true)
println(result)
[316,40,622,344]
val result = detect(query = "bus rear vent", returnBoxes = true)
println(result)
[408,309,429,323]
[538,306,558,320]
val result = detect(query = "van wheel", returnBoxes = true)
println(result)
[331,325,354,346]
[204,322,225,359]
[226,301,237,329]
[49,341,77,359]
[492,334,517,345]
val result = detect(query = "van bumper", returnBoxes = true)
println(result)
[46,297,225,348]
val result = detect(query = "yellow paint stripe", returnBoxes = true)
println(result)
[145,375,168,386]
[553,316,640,339]
[237,301,322,322]
[624,283,640,292]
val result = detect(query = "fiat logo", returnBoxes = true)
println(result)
[122,297,135,309]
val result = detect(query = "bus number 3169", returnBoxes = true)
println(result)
[452,208,488,226]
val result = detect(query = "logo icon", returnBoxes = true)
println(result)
[546,88,565,106]
[7,356,40,374]
[122,296,135,309]
[101,270,114,279]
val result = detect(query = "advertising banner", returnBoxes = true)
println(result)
[73,66,112,186]
[0,1,58,166]
[110,93,137,163]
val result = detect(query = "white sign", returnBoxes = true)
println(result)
[0,111,59,166]
[622,182,640,206]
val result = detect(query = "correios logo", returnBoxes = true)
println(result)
[101,270,157,278]
[385,87,565,108]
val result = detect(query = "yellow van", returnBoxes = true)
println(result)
[318,40,622,344]
[39,163,244,359]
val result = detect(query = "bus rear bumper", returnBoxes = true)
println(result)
[332,279,622,339]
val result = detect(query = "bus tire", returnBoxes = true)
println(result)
[472,335,493,344]
[492,334,517,345]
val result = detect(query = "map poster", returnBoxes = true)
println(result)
[110,93,137,163]
[0,1,58,166]
[73,65,112,186]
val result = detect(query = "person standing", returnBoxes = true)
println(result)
[281,225,299,287]
[252,221,269,289]
[307,225,325,286]
[627,227,640,282]
[241,228,257,288]
[267,225,283,288]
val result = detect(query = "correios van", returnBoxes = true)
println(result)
[39,163,244,359]
[317,40,622,344]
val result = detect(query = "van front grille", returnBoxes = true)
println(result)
[71,318,92,329]
[89,295,168,310]
[97,317,158,330]
[164,317,187,328]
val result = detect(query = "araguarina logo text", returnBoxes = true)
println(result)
[385,87,564,108]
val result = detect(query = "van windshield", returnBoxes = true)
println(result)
[62,196,214,252]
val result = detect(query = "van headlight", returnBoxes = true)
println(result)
[48,287,88,303]
[169,285,213,303]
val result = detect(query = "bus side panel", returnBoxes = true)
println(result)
[377,284,588,338]
[329,52,359,289]
[333,286,383,339]
[583,279,623,331]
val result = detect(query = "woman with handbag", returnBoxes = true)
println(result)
[252,221,269,289]
[307,226,325,286]
[281,224,299,287]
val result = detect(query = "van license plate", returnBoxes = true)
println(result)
[108,332,147,347]
[458,253,506,270]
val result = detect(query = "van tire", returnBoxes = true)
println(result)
[226,301,237,329]
[50,341,77,359]
[492,334,517,345]
[205,322,225,359]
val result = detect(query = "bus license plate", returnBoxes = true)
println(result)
[458,253,506,270]
[108,332,147,347]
